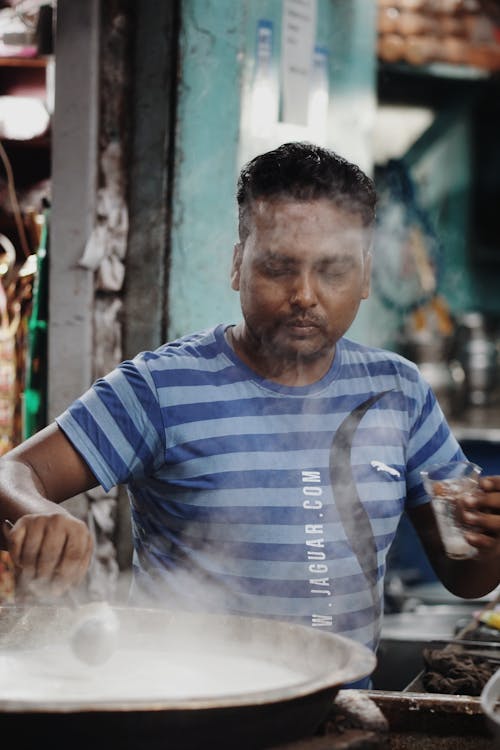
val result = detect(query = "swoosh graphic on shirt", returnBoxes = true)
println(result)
[329,391,391,644]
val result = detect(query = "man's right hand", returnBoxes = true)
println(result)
[0,423,100,599]
[4,511,93,599]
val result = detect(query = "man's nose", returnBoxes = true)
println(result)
[289,273,317,307]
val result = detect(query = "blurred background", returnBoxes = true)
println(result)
[0,0,500,603]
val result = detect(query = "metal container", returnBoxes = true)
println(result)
[455,312,499,407]
[480,668,500,743]
[372,605,476,691]
[399,328,466,418]
[370,691,495,749]
[0,606,376,750]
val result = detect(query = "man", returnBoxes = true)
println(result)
[1,142,499,660]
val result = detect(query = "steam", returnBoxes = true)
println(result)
[0,604,374,705]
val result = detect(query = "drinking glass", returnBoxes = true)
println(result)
[420,460,482,560]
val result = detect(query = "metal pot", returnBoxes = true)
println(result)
[455,312,499,407]
[0,606,375,750]
[397,328,466,419]
[480,667,500,743]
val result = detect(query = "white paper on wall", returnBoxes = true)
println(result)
[281,0,317,126]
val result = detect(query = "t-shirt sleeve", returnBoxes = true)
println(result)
[404,375,465,509]
[55,356,165,492]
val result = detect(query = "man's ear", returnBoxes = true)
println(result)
[361,251,371,299]
[231,243,243,291]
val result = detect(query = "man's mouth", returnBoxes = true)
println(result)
[286,319,322,335]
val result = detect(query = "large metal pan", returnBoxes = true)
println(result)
[0,605,375,750]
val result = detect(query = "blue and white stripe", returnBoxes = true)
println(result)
[56,324,463,652]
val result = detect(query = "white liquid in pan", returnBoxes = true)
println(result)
[0,645,307,703]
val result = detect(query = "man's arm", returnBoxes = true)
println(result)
[0,423,98,597]
[408,476,500,599]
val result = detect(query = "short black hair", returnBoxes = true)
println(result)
[236,141,377,243]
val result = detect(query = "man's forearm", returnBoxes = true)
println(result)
[434,553,500,599]
[0,456,61,522]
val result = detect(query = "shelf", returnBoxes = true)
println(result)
[378,60,492,81]
[1,134,50,149]
[449,404,500,443]
[0,56,50,69]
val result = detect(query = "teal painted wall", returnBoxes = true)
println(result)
[168,0,245,340]
[168,0,377,340]
[412,113,475,315]
[357,111,475,351]
[166,1,493,351]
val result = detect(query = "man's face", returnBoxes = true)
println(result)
[231,198,371,365]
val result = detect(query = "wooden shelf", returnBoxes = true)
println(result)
[0,56,50,69]
[1,134,51,149]
[378,60,492,81]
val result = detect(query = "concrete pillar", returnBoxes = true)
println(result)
[48,0,100,420]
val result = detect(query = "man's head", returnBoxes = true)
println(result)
[236,141,377,246]
[230,143,376,385]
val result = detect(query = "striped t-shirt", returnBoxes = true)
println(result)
[56,323,463,653]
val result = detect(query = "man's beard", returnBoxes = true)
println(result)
[252,322,332,374]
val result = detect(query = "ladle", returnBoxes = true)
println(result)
[68,595,120,666]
